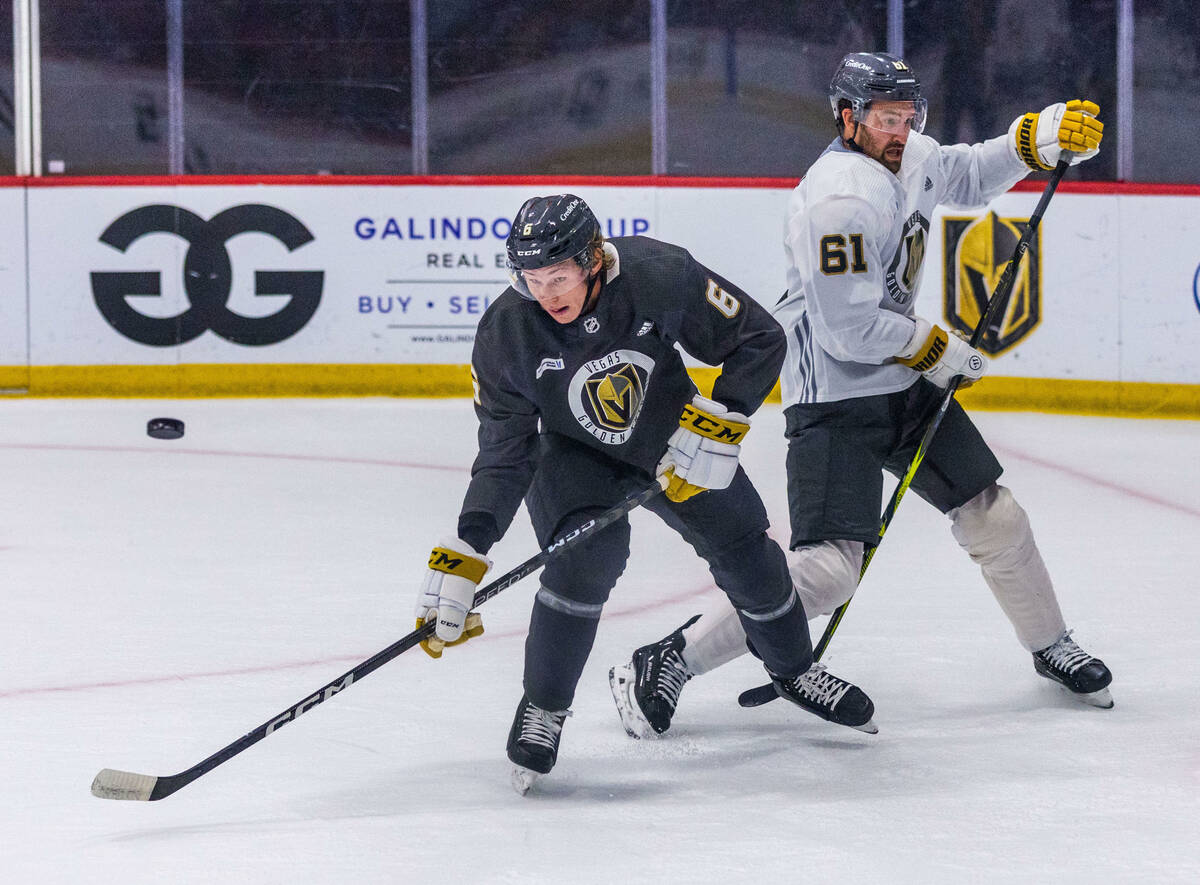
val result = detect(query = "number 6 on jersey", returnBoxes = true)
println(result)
[705,279,741,317]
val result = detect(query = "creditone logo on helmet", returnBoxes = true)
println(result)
[567,349,655,444]
[845,60,872,71]
[560,198,581,220]
[943,212,1042,355]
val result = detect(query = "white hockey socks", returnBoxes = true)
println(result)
[678,540,863,675]
[949,484,1066,652]
[679,601,749,675]
[787,539,863,617]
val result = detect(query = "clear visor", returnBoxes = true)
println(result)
[505,260,535,299]
[506,252,590,301]
[857,99,927,135]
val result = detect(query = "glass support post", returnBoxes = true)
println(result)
[1116,0,1133,180]
[166,0,185,175]
[650,0,667,175]
[13,0,41,175]
[411,0,429,175]
[887,0,904,58]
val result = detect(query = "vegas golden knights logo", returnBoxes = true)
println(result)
[568,349,656,445]
[942,212,1041,355]
[585,363,645,432]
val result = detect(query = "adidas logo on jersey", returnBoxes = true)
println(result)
[636,321,654,336]
[924,177,933,191]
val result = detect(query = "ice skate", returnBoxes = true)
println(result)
[506,694,570,795]
[609,615,698,739]
[770,662,877,734]
[1033,630,1113,708]
[510,766,540,796]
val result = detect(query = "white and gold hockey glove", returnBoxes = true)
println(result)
[896,317,987,389]
[415,536,489,659]
[657,395,750,504]
[1010,99,1103,171]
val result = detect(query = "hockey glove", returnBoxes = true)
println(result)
[896,317,987,389]
[1010,99,1102,171]
[415,535,489,659]
[657,395,750,503]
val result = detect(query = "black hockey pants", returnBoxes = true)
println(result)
[522,434,812,711]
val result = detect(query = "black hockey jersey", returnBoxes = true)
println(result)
[458,236,785,552]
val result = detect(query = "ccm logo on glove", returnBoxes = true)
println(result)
[658,395,751,503]
[416,536,490,658]
[428,547,489,583]
[679,402,750,444]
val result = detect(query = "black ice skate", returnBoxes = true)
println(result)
[770,662,878,734]
[507,694,571,795]
[608,615,699,739]
[1033,630,1113,708]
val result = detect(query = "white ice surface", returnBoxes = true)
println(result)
[2,398,1198,884]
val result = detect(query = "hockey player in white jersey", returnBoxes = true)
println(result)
[610,51,1113,740]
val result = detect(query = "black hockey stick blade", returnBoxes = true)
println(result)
[91,476,667,801]
[737,683,780,707]
[737,157,1073,711]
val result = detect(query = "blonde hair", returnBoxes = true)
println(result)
[589,229,615,272]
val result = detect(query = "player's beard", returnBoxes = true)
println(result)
[876,138,905,173]
[845,123,905,173]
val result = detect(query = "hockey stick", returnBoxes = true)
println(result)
[739,156,1072,708]
[91,475,667,801]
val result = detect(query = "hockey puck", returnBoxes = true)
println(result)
[147,417,185,440]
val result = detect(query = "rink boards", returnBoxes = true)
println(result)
[0,176,1197,417]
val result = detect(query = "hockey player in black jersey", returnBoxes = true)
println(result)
[414,194,876,794]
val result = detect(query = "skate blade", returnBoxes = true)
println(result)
[850,717,879,735]
[1070,685,1114,709]
[608,664,653,740]
[511,766,540,796]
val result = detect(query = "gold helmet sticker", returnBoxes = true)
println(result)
[942,212,1041,355]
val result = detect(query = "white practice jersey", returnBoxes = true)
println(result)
[775,130,1029,405]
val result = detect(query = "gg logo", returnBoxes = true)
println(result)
[91,204,324,346]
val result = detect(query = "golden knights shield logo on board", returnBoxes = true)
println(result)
[942,212,1041,355]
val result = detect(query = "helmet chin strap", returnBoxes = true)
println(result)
[581,268,603,315]
[845,121,865,154]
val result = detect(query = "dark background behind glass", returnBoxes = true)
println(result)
[39,0,168,174]
[907,0,1118,181]
[427,0,649,174]
[12,1,1200,181]
[0,1,12,174]
[183,0,412,174]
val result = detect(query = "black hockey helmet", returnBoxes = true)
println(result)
[505,194,601,299]
[828,52,926,133]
